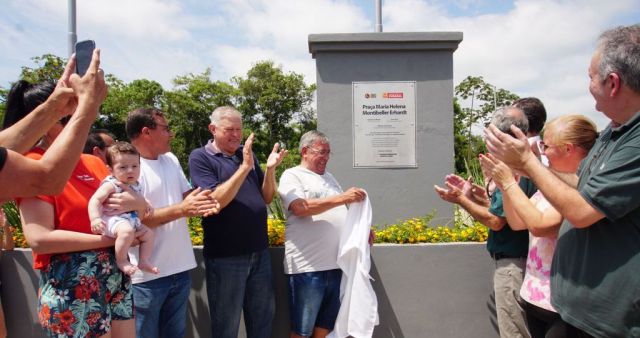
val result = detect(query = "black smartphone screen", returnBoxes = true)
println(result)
[75,40,95,76]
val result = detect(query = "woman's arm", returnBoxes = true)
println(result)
[508,191,563,238]
[0,50,107,199]
[480,153,562,237]
[0,209,13,251]
[88,183,115,233]
[0,61,77,153]
[501,186,529,231]
[20,198,114,254]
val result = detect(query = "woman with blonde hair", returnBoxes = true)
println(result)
[480,115,598,338]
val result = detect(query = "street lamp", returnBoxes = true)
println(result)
[68,0,77,56]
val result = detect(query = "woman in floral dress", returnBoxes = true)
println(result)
[11,52,143,338]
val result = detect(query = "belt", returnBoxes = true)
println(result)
[492,253,526,260]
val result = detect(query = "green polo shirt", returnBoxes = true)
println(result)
[486,178,537,258]
[551,112,640,338]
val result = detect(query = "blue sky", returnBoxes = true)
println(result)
[1,0,639,129]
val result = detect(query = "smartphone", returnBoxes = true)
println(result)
[75,40,95,76]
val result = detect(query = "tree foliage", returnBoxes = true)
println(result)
[100,77,166,141]
[234,61,316,159]
[20,54,65,84]
[1,53,521,186]
[0,55,316,178]
[165,69,236,171]
[453,76,519,178]
[0,54,66,123]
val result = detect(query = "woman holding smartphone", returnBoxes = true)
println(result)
[13,50,139,338]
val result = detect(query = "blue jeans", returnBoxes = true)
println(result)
[205,248,275,338]
[287,269,342,337]
[132,271,191,338]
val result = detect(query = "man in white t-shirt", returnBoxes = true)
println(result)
[278,130,366,338]
[126,108,220,338]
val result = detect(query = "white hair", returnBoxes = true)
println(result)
[209,106,242,126]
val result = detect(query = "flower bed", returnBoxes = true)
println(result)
[5,201,486,248]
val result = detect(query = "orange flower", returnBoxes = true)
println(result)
[38,304,51,326]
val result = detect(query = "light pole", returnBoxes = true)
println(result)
[375,0,383,32]
[68,0,77,56]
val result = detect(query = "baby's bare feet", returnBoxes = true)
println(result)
[138,261,159,274]
[117,262,138,276]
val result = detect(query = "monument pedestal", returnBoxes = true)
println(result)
[309,32,463,225]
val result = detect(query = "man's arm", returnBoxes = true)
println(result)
[457,195,507,231]
[522,158,603,228]
[210,163,252,209]
[288,188,366,217]
[141,188,220,228]
[549,169,579,188]
[261,143,287,204]
[202,134,255,209]
[434,183,506,231]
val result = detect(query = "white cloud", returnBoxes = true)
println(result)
[33,0,193,41]
[1,0,638,130]
[221,0,371,52]
[382,0,638,128]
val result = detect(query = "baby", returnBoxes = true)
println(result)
[88,141,158,276]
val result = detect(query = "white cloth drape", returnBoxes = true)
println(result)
[329,195,379,338]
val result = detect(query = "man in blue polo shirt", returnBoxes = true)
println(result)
[436,106,535,338]
[485,24,640,338]
[189,106,287,338]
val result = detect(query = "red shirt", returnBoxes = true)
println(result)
[20,148,109,269]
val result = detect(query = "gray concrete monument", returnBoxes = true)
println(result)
[309,32,463,225]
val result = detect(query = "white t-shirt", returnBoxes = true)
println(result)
[278,166,348,274]
[128,152,196,284]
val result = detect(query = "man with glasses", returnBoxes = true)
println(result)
[435,106,535,338]
[485,24,640,337]
[278,130,366,338]
[126,108,220,338]
[188,106,287,338]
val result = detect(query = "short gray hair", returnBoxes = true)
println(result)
[209,106,242,126]
[299,130,330,152]
[490,106,529,136]
[597,24,640,94]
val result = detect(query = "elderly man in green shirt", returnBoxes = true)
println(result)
[485,24,640,338]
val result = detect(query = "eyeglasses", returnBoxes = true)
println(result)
[307,147,331,156]
[538,140,562,151]
[155,123,171,133]
[59,115,72,126]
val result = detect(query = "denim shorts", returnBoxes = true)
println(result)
[38,249,133,338]
[287,269,342,337]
